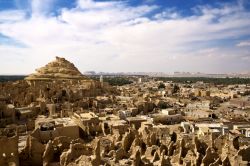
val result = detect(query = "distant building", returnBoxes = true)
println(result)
[138,78,142,83]
[186,101,211,111]
[194,89,210,97]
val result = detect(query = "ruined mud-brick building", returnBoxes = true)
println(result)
[1,57,250,166]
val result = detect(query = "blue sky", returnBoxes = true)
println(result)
[0,0,250,74]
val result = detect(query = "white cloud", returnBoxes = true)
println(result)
[0,10,26,22]
[237,41,250,47]
[154,8,181,19]
[0,0,250,74]
[60,3,157,29]
[196,48,218,58]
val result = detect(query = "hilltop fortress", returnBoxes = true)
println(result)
[25,56,88,81]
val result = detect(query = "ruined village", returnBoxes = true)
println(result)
[0,57,250,166]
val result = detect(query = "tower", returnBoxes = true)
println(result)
[100,75,103,83]
[138,77,142,83]
[100,75,104,87]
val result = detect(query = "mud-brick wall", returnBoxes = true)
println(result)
[0,135,19,166]
[57,125,80,139]
[37,125,80,142]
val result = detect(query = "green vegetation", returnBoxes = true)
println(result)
[0,75,133,86]
[103,77,133,86]
[1,75,250,85]
[90,76,133,86]
[158,83,166,89]
[0,75,26,82]
[155,77,250,85]
[172,84,180,93]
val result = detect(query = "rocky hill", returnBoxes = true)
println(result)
[25,56,88,80]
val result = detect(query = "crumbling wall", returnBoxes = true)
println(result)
[60,142,92,166]
[43,140,53,166]
[29,136,46,165]
[0,135,19,166]
[57,125,80,139]
[31,125,80,143]
[233,146,250,165]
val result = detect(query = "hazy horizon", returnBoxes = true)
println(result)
[1,0,250,74]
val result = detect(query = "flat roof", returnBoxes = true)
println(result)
[79,112,97,119]
[196,123,222,128]
[126,117,147,122]
[54,117,77,126]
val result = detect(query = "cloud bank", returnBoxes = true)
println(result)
[0,0,250,74]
